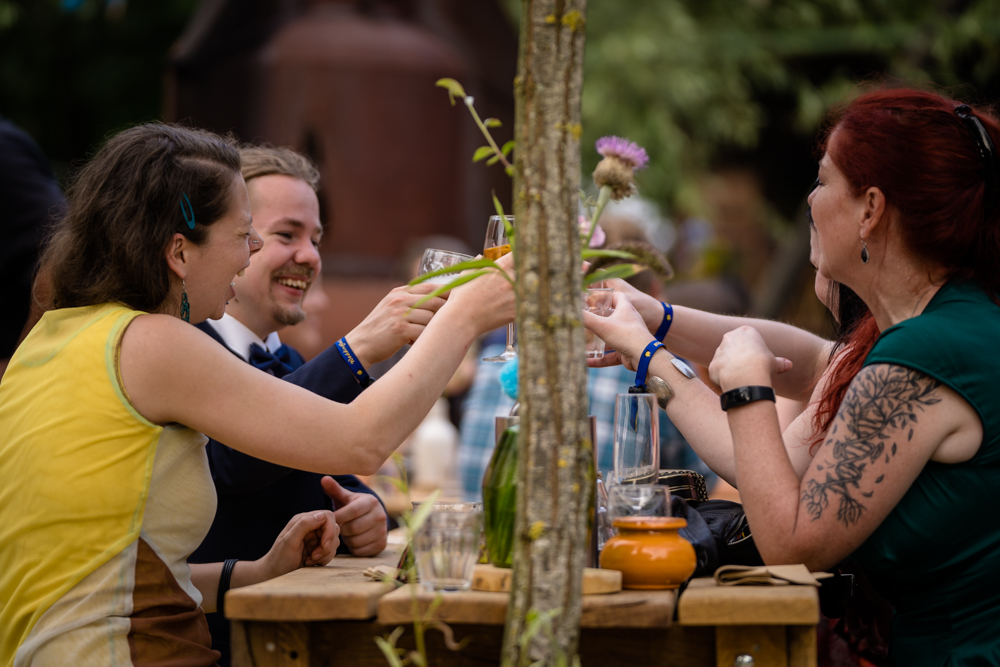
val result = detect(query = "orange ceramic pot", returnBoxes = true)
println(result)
[599,516,696,590]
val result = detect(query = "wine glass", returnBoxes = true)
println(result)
[483,215,516,362]
[417,248,475,284]
[611,393,660,486]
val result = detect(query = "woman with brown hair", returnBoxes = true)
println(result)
[588,87,1000,664]
[0,123,514,666]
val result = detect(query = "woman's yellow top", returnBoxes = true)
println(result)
[0,304,219,667]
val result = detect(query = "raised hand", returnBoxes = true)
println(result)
[343,283,448,367]
[321,476,389,557]
[582,292,655,371]
[709,326,792,392]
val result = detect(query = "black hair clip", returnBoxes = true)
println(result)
[954,104,999,218]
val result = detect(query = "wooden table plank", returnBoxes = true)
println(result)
[225,549,399,621]
[377,584,676,628]
[678,577,819,626]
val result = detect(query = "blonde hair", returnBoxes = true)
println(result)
[239,145,320,192]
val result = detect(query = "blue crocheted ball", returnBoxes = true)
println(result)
[498,358,519,400]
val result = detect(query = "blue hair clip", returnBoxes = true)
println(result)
[180,193,196,230]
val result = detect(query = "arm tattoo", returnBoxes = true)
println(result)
[802,365,940,527]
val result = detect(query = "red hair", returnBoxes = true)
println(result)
[821,86,1000,298]
[811,312,880,452]
[810,86,1000,448]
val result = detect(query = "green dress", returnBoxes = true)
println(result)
[853,280,1000,666]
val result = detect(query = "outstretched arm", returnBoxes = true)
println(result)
[119,255,516,476]
[584,293,809,486]
[605,278,833,401]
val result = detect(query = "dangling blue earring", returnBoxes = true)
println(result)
[861,239,870,264]
[180,279,191,322]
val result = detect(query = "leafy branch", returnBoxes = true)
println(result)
[437,78,514,176]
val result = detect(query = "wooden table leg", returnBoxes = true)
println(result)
[788,625,818,667]
[714,625,817,667]
[715,626,788,667]
[232,620,310,667]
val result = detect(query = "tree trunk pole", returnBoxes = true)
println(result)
[502,1,589,666]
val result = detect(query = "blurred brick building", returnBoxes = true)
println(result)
[166,0,516,355]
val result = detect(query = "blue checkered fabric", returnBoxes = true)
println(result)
[457,343,717,501]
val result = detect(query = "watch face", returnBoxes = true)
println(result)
[671,357,697,379]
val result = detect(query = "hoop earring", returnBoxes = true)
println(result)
[861,239,870,264]
[181,280,191,323]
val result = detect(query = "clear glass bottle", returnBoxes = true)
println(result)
[482,405,519,568]
[595,471,614,553]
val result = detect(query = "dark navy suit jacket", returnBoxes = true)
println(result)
[189,322,388,665]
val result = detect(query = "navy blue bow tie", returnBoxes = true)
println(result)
[248,343,304,378]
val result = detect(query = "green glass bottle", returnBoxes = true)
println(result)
[482,421,519,568]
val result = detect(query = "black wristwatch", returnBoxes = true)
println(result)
[719,385,776,412]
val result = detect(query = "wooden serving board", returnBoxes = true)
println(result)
[471,564,621,595]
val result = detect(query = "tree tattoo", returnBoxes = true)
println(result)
[802,365,940,526]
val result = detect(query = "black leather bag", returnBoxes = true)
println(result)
[661,473,764,578]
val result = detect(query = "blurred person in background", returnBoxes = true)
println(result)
[0,117,65,378]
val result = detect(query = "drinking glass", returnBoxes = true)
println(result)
[412,507,483,591]
[583,287,614,358]
[483,215,516,362]
[607,484,671,523]
[417,248,475,284]
[611,393,660,486]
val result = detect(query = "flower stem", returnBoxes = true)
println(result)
[585,185,612,248]
[466,97,513,171]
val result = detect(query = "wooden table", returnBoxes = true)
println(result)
[227,548,819,667]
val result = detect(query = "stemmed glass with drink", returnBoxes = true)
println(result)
[483,215,516,362]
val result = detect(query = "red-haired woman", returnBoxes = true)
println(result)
[589,87,1000,665]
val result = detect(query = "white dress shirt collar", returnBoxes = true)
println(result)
[208,313,283,361]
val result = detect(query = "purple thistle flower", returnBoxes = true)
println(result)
[595,136,649,171]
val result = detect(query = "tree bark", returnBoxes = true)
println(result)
[502,1,590,666]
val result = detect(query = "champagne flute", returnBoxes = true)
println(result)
[483,215,516,362]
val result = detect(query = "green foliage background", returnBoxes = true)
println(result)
[3,0,1000,214]
[0,0,197,181]
[505,0,1000,219]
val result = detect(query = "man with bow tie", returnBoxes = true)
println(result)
[189,146,444,665]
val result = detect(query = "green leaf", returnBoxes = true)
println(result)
[472,146,494,162]
[581,249,640,261]
[435,78,466,105]
[501,140,515,157]
[584,265,639,287]
[491,193,510,231]
[504,165,514,177]
[409,258,503,286]
[376,475,410,494]
[403,489,442,535]
[412,268,510,309]
[483,118,502,128]
[374,637,405,667]
[486,154,501,166]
